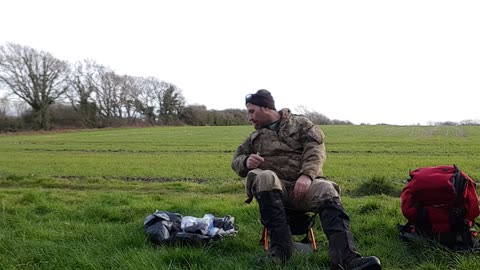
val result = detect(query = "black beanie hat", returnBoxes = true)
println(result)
[245,89,276,110]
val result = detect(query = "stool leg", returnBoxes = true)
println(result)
[263,227,269,251]
[309,228,317,251]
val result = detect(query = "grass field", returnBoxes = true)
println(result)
[1,125,480,269]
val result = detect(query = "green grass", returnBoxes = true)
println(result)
[1,125,480,269]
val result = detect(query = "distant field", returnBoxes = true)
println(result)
[1,125,479,270]
[1,125,479,181]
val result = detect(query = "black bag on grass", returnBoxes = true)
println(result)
[144,210,238,245]
[144,210,183,244]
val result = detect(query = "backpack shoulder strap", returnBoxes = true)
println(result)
[452,164,467,202]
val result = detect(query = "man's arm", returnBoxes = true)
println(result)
[231,136,254,178]
[293,122,326,200]
[299,124,326,179]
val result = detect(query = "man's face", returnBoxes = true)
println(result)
[246,103,270,129]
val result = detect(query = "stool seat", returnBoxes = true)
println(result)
[260,210,318,252]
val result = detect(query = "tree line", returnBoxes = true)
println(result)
[0,43,253,131]
[17,42,479,130]
[0,43,357,132]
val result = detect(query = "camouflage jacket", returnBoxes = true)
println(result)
[231,108,326,182]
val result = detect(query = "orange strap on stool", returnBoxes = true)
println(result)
[262,227,317,252]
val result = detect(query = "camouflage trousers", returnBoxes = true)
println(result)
[245,168,341,212]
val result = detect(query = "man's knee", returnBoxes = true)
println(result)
[248,169,283,194]
[307,179,341,206]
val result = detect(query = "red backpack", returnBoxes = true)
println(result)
[398,165,480,250]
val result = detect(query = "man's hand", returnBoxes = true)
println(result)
[246,153,264,169]
[293,175,312,200]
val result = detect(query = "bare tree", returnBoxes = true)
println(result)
[11,99,30,117]
[460,119,480,126]
[295,105,331,125]
[0,96,8,119]
[66,61,133,126]
[0,43,70,130]
[66,60,184,126]
[66,59,99,127]
[129,76,165,124]
[118,75,137,120]
[129,77,183,125]
[93,67,123,122]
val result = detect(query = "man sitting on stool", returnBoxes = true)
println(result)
[231,89,381,270]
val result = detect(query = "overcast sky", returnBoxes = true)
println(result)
[1,0,479,125]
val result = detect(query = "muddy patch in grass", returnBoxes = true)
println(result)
[53,175,208,183]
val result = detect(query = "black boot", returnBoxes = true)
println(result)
[318,198,381,270]
[256,190,293,264]
[328,231,381,270]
